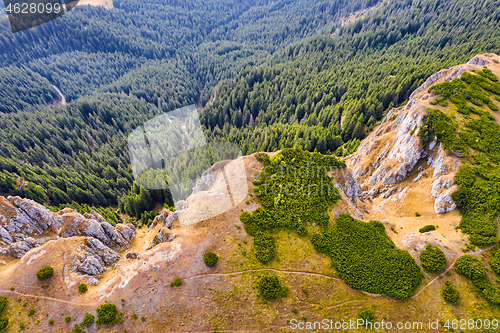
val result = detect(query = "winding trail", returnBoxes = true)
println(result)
[52,85,66,105]
[0,289,92,307]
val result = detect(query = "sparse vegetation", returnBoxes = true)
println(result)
[36,266,54,280]
[27,309,35,316]
[420,245,446,272]
[96,303,118,325]
[65,316,71,323]
[48,319,54,325]
[203,251,219,267]
[0,298,6,312]
[442,281,460,304]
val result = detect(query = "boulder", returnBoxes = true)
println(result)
[0,237,39,258]
[148,228,176,250]
[126,252,140,260]
[74,238,120,276]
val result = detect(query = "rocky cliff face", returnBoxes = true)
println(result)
[0,196,136,261]
[342,54,499,214]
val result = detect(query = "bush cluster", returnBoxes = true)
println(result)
[419,225,435,233]
[442,281,459,304]
[96,303,118,325]
[423,70,500,247]
[0,297,7,330]
[203,251,219,267]
[358,309,375,323]
[455,255,500,305]
[81,312,95,327]
[241,148,344,263]
[36,266,54,280]
[420,245,446,272]
[311,214,423,299]
[257,275,288,300]
[490,248,500,275]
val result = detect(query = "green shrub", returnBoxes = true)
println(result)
[96,303,118,325]
[442,281,459,304]
[65,316,71,323]
[0,317,8,330]
[311,214,423,299]
[420,245,446,272]
[257,275,287,300]
[254,232,276,263]
[358,309,375,324]
[171,278,182,287]
[36,266,54,280]
[490,249,500,275]
[141,316,146,322]
[455,255,486,280]
[0,298,6,313]
[73,324,82,333]
[78,283,88,294]
[48,319,54,325]
[27,309,35,316]
[419,225,435,233]
[81,312,94,327]
[415,212,421,217]
[203,251,219,267]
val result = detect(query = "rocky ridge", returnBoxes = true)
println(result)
[0,196,136,265]
[342,54,499,214]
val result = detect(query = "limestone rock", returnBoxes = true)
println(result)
[0,237,39,258]
[148,228,176,250]
[75,238,120,276]
[435,187,457,214]
[0,226,12,247]
[126,252,140,260]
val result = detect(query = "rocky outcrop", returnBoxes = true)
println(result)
[73,238,120,276]
[0,196,136,259]
[126,252,140,260]
[344,57,491,214]
[148,228,176,250]
[150,208,177,229]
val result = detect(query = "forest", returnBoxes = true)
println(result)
[0,0,500,213]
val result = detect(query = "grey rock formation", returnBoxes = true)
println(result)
[75,238,120,276]
[149,228,176,250]
[0,237,39,258]
[126,252,140,260]
[0,226,12,247]
[435,188,457,214]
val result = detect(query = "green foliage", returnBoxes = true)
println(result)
[358,309,376,323]
[0,298,6,313]
[48,203,123,226]
[171,278,182,287]
[420,245,446,272]
[311,214,423,299]
[96,303,118,325]
[78,283,88,294]
[423,71,500,247]
[257,275,287,300]
[73,323,82,333]
[81,312,95,327]
[48,319,54,325]
[27,309,35,316]
[419,225,436,233]
[455,255,486,280]
[253,232,277,263]
[65,316,71,323]
[490,248,500,275]
[36,266,54,280]
[0,317,8,330]
[442,281,460,304]
[203,251,219,267]
[455,254,500,305]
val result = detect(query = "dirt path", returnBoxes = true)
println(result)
[0,289,93,307]
[52,85,66,105]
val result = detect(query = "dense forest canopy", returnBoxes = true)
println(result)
[0,0,499,210]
